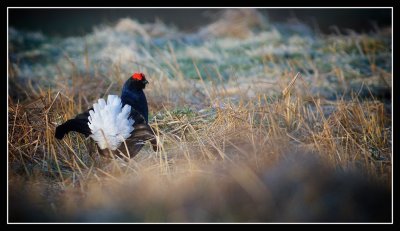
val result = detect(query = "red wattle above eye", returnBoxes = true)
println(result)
[132,73,143,80]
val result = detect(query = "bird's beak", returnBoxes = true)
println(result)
[143,80,149,85]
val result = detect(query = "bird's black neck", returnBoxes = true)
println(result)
[121,85,149,124]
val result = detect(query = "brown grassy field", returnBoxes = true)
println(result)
[8,70,392,222]
[8,9,392,223]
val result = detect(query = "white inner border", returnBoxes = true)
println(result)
[6,6,394,225]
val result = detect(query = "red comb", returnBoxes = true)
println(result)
[132,73,144,80]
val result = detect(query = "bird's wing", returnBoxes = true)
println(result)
[113,124,157,159]
[55,108,92,139]
[129,107,146,125]
[129,123,158,152]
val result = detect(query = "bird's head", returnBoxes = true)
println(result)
[124,72,149,90]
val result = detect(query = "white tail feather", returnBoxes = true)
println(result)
[88,95,134,150]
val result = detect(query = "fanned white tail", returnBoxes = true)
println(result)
[88,95,134,150]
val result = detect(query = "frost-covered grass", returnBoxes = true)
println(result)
[8,9,391,222]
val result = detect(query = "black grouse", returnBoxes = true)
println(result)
[55,73,157,159]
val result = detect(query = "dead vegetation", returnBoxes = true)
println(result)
[8,67,391,222]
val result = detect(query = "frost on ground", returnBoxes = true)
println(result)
[9,9,391,103]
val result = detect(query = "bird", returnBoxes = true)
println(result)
[55,72,158,159]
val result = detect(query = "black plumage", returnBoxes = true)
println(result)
[55,73,157,159]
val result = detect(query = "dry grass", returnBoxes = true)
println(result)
[8,65,391,222]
